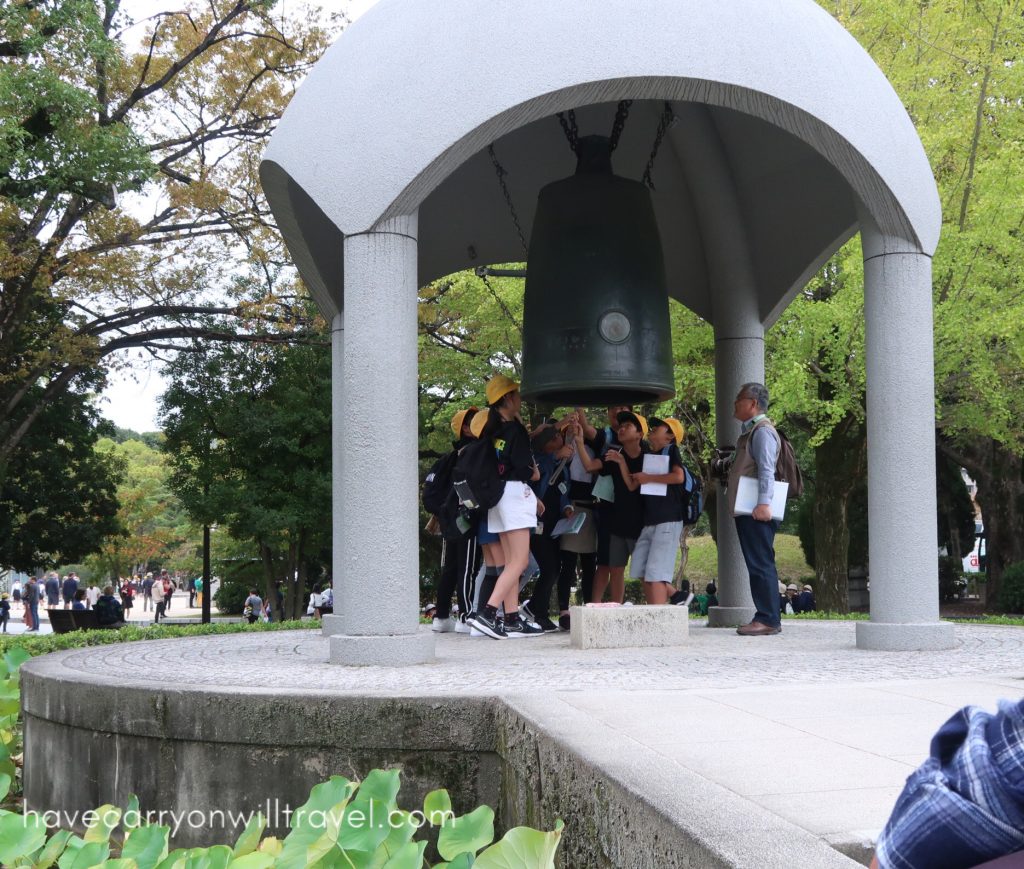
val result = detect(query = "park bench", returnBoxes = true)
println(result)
[47,608,123,633]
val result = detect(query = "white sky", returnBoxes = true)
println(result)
[98,0,382,432]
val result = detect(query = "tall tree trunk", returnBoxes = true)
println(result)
[812,418,866,613]
[940,437,1024,608]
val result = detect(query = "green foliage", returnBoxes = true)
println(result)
[161,337,331,620]
[0,389,123,571]
[0,619,316,658]
[997,563,1024,614]
[0,641,564,867]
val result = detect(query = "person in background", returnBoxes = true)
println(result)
[161,570,174,612]
[798,583,816,613]
[705,582,718,610]
[23,576,40,631]
[72,589,87,611]
[188,576,197,608]
[86,582,100,608]
[308,584,324,620]
[94,586,126,627]
[243,589,263,625]
[120,577,135,619]
[0,593,9,632]
[62,572,79,609]
[11,579,21,609]
[44,572,60,608]
[142,573,154,611]
[195,576,204,608]
[785,583,800,614]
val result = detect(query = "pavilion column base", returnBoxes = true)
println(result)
[856,621,955,651]
[329,632,435,666]
[706,605,756,628]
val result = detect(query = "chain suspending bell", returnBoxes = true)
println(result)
[520,132,675,406]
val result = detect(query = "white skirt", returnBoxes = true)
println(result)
[487,481,538,533]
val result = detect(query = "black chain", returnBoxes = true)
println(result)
[642,102,676,190]
[608,99,632,152]
[488,144,529,255]
[556,109,579,155]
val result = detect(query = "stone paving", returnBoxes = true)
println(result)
[34,619,1024,865]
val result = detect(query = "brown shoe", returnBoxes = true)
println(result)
[736,621,781,636]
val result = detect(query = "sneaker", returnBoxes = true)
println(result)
[504,617,544,638]
[454,618,471,634]
[431,617,456,633]
[521,601,537,623]
[559,613,571,631]
[534,615,559,632]
[465,610,507,640]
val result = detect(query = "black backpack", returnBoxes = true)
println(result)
[683,467,703,526]
[452,438,506,514]
[422,450,458,516]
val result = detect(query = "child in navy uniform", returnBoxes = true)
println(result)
[0,593,9,632]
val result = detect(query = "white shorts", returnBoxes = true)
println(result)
[487,481,538,533]
[631,521,684,582]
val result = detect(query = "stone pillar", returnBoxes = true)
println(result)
[330,215,435,665]
[707,318,761,627]
[855,217,954,651]
[671,104,759,627]
[321,311,345,637]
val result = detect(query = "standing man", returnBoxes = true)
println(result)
[23,575,40,632]
[142,573,154,611]
[61,572,79,609]
[728,382,783,637]
[44,572,60,609]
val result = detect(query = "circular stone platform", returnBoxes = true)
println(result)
[21,621,1024,868]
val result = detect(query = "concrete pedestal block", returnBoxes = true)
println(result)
[321,614,344,636]
[329,632,435,665]
[569,605,689,650]
[706,605,755,628]
[856,620,956,651]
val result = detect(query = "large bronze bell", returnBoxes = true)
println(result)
[520,135,675,406]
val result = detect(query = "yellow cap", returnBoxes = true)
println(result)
[450,406,478,437]
[485,374,519,405]
[617,410,648,439]
[664,417,685,445]
[469,410,489,439]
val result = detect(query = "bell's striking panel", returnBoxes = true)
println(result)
[521,139,675,406]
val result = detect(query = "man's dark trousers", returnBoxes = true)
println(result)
[734,515,782,628]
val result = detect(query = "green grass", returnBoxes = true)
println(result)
[680,532,812,584]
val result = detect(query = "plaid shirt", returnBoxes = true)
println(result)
[876,699,1024,869]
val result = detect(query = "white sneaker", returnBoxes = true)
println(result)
[431,617,456,633]
[454,619,471,634]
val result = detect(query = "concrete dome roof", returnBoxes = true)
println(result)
[261,0,940,323]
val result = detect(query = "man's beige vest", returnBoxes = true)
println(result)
[727,417,779,516]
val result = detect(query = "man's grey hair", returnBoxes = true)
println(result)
[739,382,770,412]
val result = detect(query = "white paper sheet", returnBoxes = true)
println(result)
[733,476,789,520]
[639,453,670,496]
